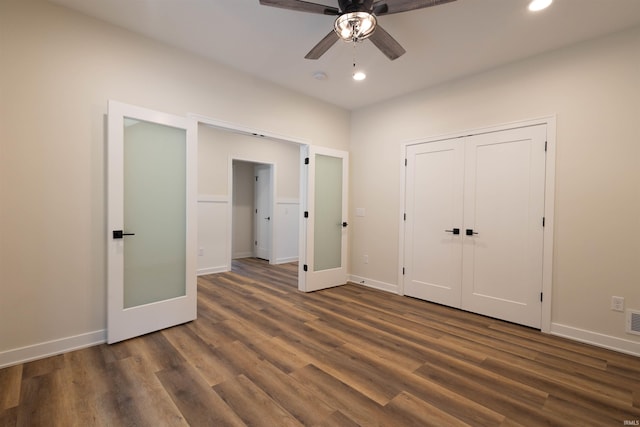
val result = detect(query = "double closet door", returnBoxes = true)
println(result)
[404,125,547,328]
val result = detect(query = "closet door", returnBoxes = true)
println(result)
[404,140,464,307]
[461,125,546,328]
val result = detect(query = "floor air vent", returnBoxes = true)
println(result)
[626,309,640,336]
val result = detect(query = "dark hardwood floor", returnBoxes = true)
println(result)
[1,258,639,426]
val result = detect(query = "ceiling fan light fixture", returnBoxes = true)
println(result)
[334,12,377,42]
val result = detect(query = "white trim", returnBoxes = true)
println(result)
[0,330,106,369]
[188,113,311,146]
[275,256,299,264]
[197,266,229,276]
[398,115,556,332]
[277,198,300,205]
[349,275,398,294]
[550,323,640,357]
[198,194,229,203]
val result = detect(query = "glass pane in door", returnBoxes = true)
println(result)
[313,154,343,271]
[123,118,186,308]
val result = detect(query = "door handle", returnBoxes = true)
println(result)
[113,230,135,239]
[264,217,270,221]
[445,228,460,235]
[342,222,348,228]
[466,229,479,236]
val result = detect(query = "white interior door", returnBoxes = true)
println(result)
[107,100,197,344]
[461,125,546,328]
[404,140,464,306]
[300,146,349,292]
[254,164,272,261]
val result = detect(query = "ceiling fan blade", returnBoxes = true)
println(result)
[305,30,341,59]
[372,0,455,15]
[369,24,406,60]
[259,0,340,15]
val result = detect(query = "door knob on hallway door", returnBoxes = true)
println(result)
[445,228,460,235]
[466,229,478,236]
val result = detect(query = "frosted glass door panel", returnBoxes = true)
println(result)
[313,154,343,272]
[123,119,186,308]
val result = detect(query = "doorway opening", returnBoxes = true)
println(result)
[231,160,274,263]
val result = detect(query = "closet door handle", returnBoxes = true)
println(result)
[466,229,479,236]
[445,228,460,235]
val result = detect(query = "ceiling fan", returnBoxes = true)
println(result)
[259,0,456,60]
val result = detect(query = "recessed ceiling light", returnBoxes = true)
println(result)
[528,0,552,12]
[353,71,366,81]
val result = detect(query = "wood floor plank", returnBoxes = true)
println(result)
[385,391,473,427]
[161,324,234,386]
[214,374,303,427]
[15,370,72,427]
[0,365,22,411]
[290,364,398,427]
[100,355,189,426]
[155,362,246,427]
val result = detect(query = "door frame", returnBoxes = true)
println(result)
[228,158,275,263]
[188,114,310,288]
[398,116,556,333]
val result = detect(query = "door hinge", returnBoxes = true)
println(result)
[255,241,257,246]
[542,217,545,227]
[255,176,258,181]
[402,267,405,275]
[304,157,309,165]
[404,213,407,221]
[540,292,543,302]
[544,141,548,152]
[405,158,407,166]
[303,264,308,272]
[304,211,309,218]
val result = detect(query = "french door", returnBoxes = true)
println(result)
[107,101,197,344]
[404,124,546,328]
[300,146,349,292]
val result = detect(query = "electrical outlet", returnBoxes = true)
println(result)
[611,296,624,312]
[198,248,204,256]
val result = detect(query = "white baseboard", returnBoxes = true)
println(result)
[275,256,298,264]
[349,275,398,294]
[232,252,253,259]
[197,266,229,276]
[0,329,106,369]
[550,322,640,357]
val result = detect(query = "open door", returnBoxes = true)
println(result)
[299,146,349,292]
[107,101,197,343]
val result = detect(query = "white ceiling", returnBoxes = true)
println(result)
[48,0,640,110]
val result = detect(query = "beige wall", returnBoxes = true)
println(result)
[349,26,640,352]
[0,0,349,358]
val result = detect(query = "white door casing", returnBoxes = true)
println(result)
[107,100,197,344]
